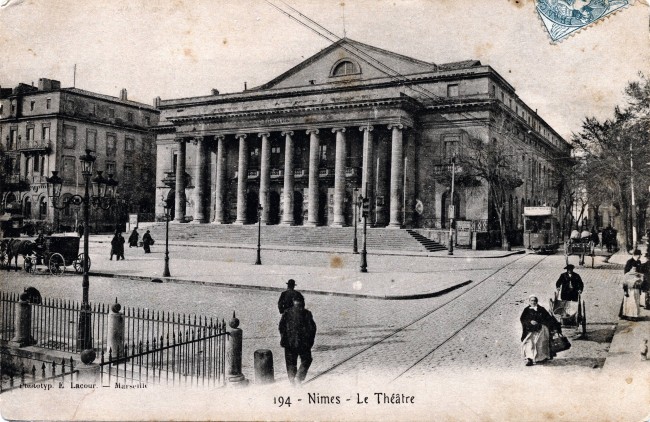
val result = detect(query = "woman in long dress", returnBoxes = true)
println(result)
[621,267,642,320]
[520,295,561,366]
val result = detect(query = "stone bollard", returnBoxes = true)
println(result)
[254,349,274,384]
[10,292,35,347]
[226,311,248,387]
[107,299,124,360]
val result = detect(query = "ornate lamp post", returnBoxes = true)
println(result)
[46,149,118,363]
[353,188,359,254]
[255,204,263,265]
[359,194,369,273]
[447,156,456,256]
[162,198,172,277]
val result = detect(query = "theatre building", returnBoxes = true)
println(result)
[155,38,571,239]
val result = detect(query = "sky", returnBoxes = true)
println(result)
[0,0,648,139]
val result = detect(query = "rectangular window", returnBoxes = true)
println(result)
[91,104,96,116]
[125,137,135,152]
[172,153,177,174]
[250,147,260,167]
[42,125,50,141]
[106,161,116,174]
[108,108,115,118]
[30,101,35,111]
[447,84,459,97]
[62,156,76,183]
[46,99,51,109]
[319,145,327,162]
[63,125,76,148]
[443,138,459,160]
[124,165,133,180]
[33,155,40,172]
[9,129,17,149]
[127,112,134,122]
[106,133,116,155]
[144,116,151,126]
[271,146,282,167]
[86,129,97,151]
[26,127,34,141]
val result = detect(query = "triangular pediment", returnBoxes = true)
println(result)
[255,38,437,90]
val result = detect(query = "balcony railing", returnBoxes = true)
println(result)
[345,167,360,178]
[247,170,260,179]
[18,139,51,154]
[319,168,332,177]
[294,168,305,178]
[270,168,284,178]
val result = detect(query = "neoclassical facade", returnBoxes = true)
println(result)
[155,39,571,231]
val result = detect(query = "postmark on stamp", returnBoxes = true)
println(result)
[536,0,630,42]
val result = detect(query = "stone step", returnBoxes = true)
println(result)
[406,229,448,252]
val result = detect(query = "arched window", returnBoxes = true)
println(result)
[23,196,32,219]
[331,60,360,77]
[39,196,47,220]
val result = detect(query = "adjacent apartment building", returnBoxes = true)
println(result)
[0,78,160,232]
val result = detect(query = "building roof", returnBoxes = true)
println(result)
[62,88,159,112]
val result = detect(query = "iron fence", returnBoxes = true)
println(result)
[0,351,77,394]
[100,321,228,388]
[0,292,17,342]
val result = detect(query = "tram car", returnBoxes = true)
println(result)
[523,206,560,254]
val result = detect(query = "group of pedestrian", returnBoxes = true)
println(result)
[109,228,154,260]
[277,279,317,385]
[601,225,618,252]
[520,243,650,367]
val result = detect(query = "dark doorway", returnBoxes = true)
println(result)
[293,191,304,225]
[318,191,327,226]
[269,191,281,225]
[246,190,259,223]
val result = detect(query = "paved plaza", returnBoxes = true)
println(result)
[1,240,648,420]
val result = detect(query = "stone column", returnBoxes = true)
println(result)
[174,138,186,223]
[305,129,320,226]
[234,134,248,225]
[332,127,347,227]
[9,292,35,347]
[213,135,226,224]
[258,132,271,225]
[281,131,295,225]
[388,124,404,228]
[192,136,207,223]
[360,125,374,199]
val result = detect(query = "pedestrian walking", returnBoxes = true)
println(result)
[641,250,650,308]
[555,264,584,301]
[278,279,304,314]
[128,228,139,248]
[142,230,154,254]
[624,249,642,274]
[117,232,125,260]
[620,267,642,320]
[520,295,561,366]
[110,231,122,261]
[77,224,84,238]
[590,226,599,247]
[279,297,317,384]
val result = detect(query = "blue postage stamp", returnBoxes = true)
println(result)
[536,0,630,42]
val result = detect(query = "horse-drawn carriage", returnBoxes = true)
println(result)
[1,235,90,275]
[565,230,595,268]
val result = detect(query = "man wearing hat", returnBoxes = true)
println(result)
[555,264,584,301]
[278,279,304,314]
[624,249,642,274]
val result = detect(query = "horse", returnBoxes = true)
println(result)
[5,239,36,271]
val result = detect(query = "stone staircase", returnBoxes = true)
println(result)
[405,229,448,252]
[146,224,429,252]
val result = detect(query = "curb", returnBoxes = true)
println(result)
[88,239,526,259]
[88,271,474,300]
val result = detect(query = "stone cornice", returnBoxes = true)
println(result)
[165,96,422,125]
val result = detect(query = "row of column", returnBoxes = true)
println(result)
[173,124,406,228]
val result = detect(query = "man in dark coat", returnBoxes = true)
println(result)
[110,232,120,261]
[278,279,304,314]
[279,298,316,385]
[116,232,125,260]
[128,228,139,248]
[142,230,153,253]
[555,264,584,301]
[624,249,642,274]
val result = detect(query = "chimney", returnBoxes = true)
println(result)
[120,88,128,101]
[244,82,247,91]
[154,96,161,108]
[211,89,220,95]
[38,78,61,91]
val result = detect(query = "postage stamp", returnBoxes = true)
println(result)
[536,0,630,42]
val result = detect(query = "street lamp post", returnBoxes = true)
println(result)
[359,194,368,273]
[255,204,263,265]
[353,188,359,254]
[447,157,456,256]
[46,149,118,363]
[162,199,171,277]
